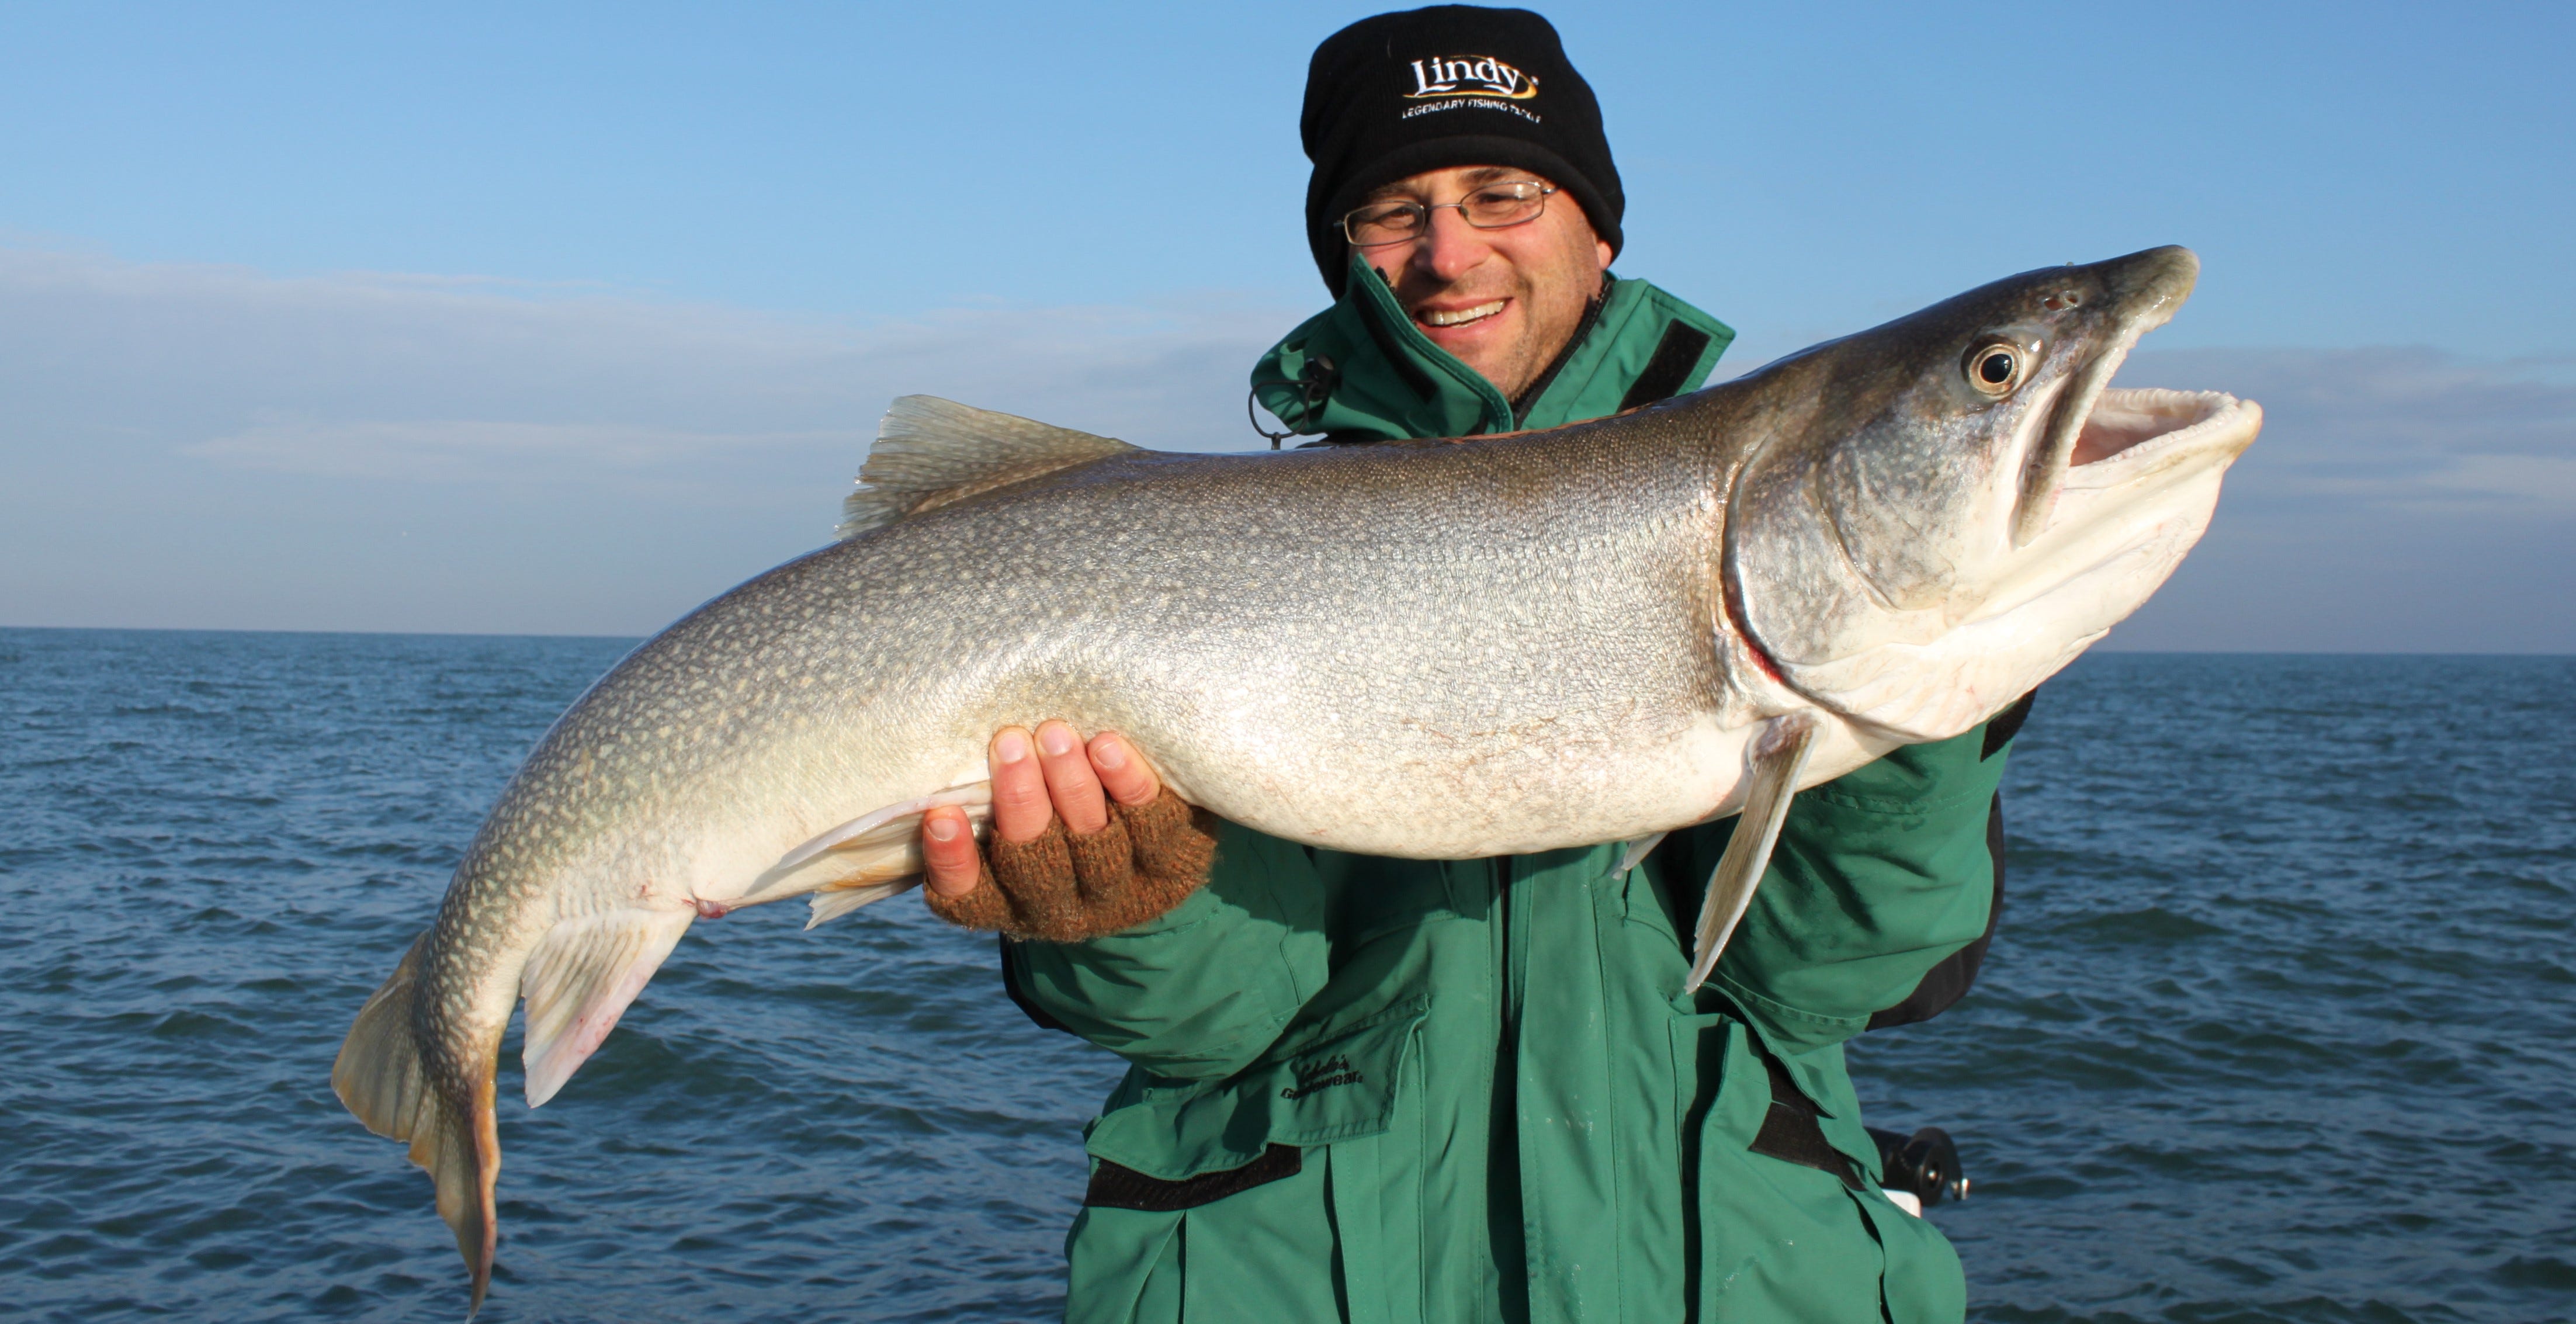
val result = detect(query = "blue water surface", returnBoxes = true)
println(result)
[0,630,2568,1322]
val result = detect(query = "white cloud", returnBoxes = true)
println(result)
[1,246,2565,649]
[2117,346,2576,513]
[2102,347,2574,651]
[0,247,1299,633]
[185,417,860,483]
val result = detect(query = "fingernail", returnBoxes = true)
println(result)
[925,815,959,842]
[1038,723,1076,757]
[1091,736,1127,771]
[996,730,1029,763]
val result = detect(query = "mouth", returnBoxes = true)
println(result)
[1416,298,1507,330]
[2057,387,2258,490]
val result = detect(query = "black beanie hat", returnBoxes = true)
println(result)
[1302,5,1622,296]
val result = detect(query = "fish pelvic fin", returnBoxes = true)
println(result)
[837,396,1139,538]
[331,932,502,1316]
[1684,712,1821,993]
[519,906,696,1108]
[806,875,923,929]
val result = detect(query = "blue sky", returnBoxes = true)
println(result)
[2,1,2569,647]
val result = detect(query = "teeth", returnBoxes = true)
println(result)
[1422,300,1505,328]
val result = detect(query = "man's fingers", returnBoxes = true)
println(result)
[920,806,980,897]
[1035,720,1111,836]
[1088,732,1162,807]
[990,727,1055,843]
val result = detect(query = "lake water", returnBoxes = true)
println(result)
[2,630,2569,1322]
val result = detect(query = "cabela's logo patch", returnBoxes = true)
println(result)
[1280,1053,1365,1101]
[1405,54,1539,100]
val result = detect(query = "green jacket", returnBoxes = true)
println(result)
[1010,260,2009,1323]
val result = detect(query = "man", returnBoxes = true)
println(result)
[914,8,2020,1320]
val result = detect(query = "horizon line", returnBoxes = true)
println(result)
[3,622,2567,658]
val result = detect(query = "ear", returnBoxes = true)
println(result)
[1594,238,1614,271]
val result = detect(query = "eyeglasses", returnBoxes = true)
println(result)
[1340,179,1556,248]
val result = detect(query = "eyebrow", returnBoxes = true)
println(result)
[1362,166,1540,202]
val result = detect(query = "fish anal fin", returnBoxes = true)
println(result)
[838,396,1139,538]
[519,907,695,1108]
[1685,712,1821,992]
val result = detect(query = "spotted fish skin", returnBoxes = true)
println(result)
[332,247,2260,1315]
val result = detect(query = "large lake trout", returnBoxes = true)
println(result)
[335,246,2260,1311]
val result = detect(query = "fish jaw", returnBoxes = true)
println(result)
[1782,388,2262,739]
[2010,246,2199,547]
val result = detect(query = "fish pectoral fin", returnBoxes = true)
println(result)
[837,396,1140,538]
[1611,831,1669,878]
[519,906,696,1109]
[1684,712,1821,993]
[332,932,502,1312]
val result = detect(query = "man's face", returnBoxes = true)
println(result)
[1352,164,1614,402]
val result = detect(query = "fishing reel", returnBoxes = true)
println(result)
[1866,1125,1968,1207]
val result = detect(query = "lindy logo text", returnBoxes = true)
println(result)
[1406,54,1539,100]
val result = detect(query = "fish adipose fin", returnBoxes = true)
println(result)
[332,933,504,1314]
[838,396,1140,538]
[519,906,698,1108]
[1684,712,1820,993]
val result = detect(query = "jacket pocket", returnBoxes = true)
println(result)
[1084,999,1428,1181]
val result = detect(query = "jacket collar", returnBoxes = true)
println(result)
[1250,254,1734,444]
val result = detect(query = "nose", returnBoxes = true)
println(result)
[1407,206,1493,285]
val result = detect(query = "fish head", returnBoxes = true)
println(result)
[1724,245,2262,740]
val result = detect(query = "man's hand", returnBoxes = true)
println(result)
[921,721,1162,899]
[914,719,1214,944]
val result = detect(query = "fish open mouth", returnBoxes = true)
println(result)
[2058,387,2256,491]
[2067,388,2242,468]
[1968,382,2259,632]
[2017,363,2258,544]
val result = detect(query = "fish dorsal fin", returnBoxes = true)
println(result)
[837,395,1139,539]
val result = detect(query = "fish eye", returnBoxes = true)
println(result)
[1964,342,2026,397]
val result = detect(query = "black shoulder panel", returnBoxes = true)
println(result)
[1617,320,1715,413]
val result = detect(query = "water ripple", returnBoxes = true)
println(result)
[2,632,2569,1320]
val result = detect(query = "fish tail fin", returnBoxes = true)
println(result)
[333,933,502,1316]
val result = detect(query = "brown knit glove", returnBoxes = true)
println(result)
[922,789,1219,942]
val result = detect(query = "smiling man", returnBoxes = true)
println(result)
[914,8,2021,1322]
[1247,8,1731,443]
